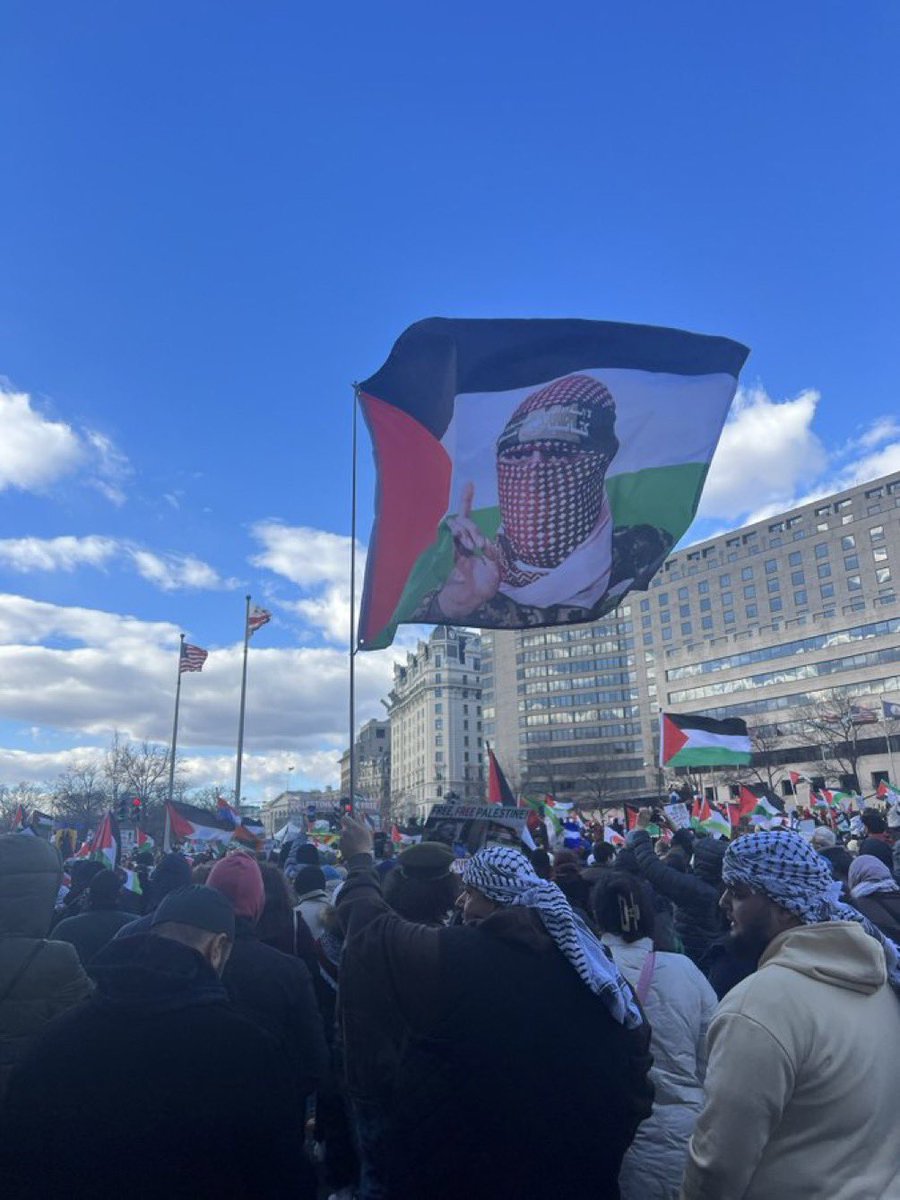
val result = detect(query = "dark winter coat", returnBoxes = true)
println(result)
[699,934,760,1000]
[337,855,654,1200]
[850,890,900,944]
[0,933,308,1200]
[51,908,136,967]
[629,830,728,965]
[0,835,92,1102]
[221,916,329,1104]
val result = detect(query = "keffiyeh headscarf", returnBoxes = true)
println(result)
[723,831,900,987]
[462,845,643,1029]
[848,854,900,900]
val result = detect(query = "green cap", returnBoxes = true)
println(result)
[397,841,456,880]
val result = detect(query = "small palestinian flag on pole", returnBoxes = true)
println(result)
[486,748,516,806]
[660,713,752,768]
[728,785,761,826]
[356,319,748,650]
[136,830,155,854]
[88,811,120,869]
[697,799,731,839]
[877,779,900,806]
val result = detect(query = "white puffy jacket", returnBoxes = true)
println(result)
[602,934,717,1200]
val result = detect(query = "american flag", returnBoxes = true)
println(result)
[247,604,271,637]
[180,642,209,673]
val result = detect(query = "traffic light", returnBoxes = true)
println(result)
[342,797,353,817]
[131,797,142,822]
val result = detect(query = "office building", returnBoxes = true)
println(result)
[339,719,392,822]
[385,625,483,819]
[483,471,900,802]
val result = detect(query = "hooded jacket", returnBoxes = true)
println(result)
[682,922,900,1200]
[603,934,717,1200]
[0,835,92,1100]
[337,855,653,1200]
[0,933,308,1199]
[629,831,728,964]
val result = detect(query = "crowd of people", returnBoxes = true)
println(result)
[0,803,898,1199]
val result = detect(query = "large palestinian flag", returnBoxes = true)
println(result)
[357,318,749,649]
[660,712,752,768]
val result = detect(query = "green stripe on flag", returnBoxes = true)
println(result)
[606,462,711,539]
[667,746,752,767]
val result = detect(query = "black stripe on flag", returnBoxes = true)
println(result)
[360,318,750,440]
[667,713,749,737]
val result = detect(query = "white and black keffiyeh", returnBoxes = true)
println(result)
[462,845,643,1028]
[724,831,900,987]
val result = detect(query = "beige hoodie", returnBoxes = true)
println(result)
[682,922,900,1200]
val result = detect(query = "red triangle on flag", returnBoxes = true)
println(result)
[661,715,689,764]
[624,805,638,831]
[487,748,515,806]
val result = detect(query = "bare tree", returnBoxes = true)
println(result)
[791,692,873,788]
[119,740,173,810]
[53,760,109,825]
[0,782,48,830]
[721,725,786,797]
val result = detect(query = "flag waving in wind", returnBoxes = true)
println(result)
[180,643,208,673]
[356,319,748,650]
[487,748,516,806]
[247,605,271,637]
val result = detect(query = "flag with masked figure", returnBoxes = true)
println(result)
[357,318,749,649]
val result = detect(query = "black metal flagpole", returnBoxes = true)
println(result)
[168,634,185,804]
[349,384,359,812]
[234,594,251,803]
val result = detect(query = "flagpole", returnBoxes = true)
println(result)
[882,705,897,783]
[348,384,359,811]
[168,634,185,804]
[235,594,251,804]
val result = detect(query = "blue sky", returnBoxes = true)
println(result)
[1,2,898,797]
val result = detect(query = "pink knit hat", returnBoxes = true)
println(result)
[208,853,265,924]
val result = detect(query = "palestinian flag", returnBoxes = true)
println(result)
[660,713,751,768]
[604,826,625,846]
[697,800,731,839]
[11,804,26,832]
[357,318,749,649]
[728,785,760,826]
[164,801,236,850]
[88,811,120,869]
[877,780,900,806]
[121,868,142,896]
[487,748,516,806]
[136,830,155,854]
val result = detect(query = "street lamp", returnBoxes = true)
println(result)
[285,764,295,796]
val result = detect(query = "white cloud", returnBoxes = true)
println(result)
[0,389,85,491]
[127,548,238,591]
[0,593,401,795]
[250,521,365,645]
[0,385,132,504]
[0,536,119,573]
[698,385,824,523]
[0,535,237,592]
[849,416,900,453]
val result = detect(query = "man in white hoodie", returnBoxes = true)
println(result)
[682,830,900,1200]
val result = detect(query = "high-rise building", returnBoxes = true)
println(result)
[482,471,900,802]
[339,719,391,822]
[385,625,483,819]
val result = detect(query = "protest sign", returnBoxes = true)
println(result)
[423,804,529,854]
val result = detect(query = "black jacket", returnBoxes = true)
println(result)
[337,856,653,1200]
[629,830,728,965]
[51,908,136,967]
[221,917,328,1104]
[850,890,900,944]
[0,933,307,1199]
